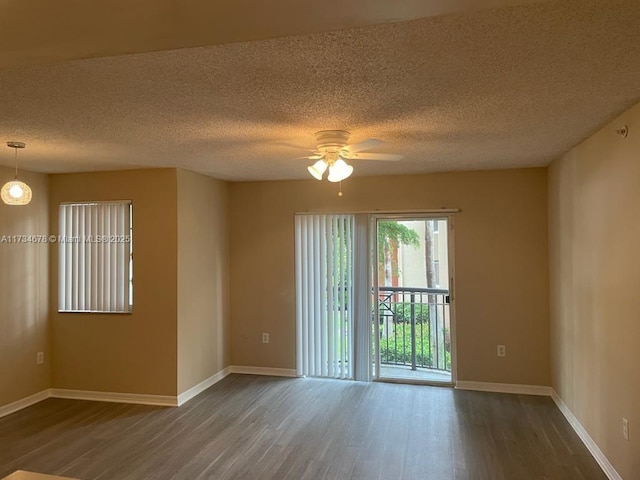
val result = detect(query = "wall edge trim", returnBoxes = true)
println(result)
[229,366,298,377]
[50,388,178,407]
[177,366,232,406]
[0,389,51,419]
[551,390,623,480]
[455,381,552,396]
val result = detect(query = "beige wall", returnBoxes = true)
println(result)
[49,169,178,396]
[549,102,640,478]
[177,170,230,395]
[229,168,550,385]
[0,168,49,407]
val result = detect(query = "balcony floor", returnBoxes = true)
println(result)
[379,364,452,384]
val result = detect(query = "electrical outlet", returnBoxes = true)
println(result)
[623,418,629,441]
[36,352,44,365]
[262,332,270,344]
[497,345,506,357]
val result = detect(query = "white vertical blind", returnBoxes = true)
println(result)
[58,202,131,313]
[353,214,372,382]
[296,214,363,380]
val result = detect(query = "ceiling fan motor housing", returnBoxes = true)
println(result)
[314,130,350,151]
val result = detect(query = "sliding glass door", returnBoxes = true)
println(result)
[295,212,456,386]
[374,215,456,385]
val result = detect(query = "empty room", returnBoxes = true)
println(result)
[1,1,639,479]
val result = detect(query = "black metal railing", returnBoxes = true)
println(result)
[377,286,451,372]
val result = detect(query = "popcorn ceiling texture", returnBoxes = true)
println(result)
[0,0,639,181]
[0,0,549,69]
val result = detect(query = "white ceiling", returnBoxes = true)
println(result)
[1,0,639,181]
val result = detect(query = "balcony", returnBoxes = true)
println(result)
[377,286,451,383]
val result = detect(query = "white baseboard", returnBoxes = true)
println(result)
[551,390,622,480]
[0,389,51,419]
[455,381,552,396]
[177,367,231,406]
[0,366,296,417]
[229,365,297,377]
[50,388,178,407]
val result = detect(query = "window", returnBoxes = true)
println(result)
[58,201,133,313]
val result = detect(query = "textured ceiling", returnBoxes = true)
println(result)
[1,0,639,181]
[0,0,548,68]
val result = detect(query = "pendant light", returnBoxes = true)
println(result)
[1,141,32,206]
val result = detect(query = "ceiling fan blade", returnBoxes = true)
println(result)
[296,154,324,160]
[343,138,384,153]
[350,152,404,161]
[274,142,314,150]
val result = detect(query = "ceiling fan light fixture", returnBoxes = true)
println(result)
[307,159,327,180]
[2,141,32,206]
[302,130,401,184]
[327,158,353,183]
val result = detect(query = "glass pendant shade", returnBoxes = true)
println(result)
[2,141,32,206]
[307,159,327,180]
[1,179,32,205]
[327,158,353,183]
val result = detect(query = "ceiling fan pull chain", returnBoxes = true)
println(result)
[338,181,343,197]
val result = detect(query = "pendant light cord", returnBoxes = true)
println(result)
[14,147,18,179]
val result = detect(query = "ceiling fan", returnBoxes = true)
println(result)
[303,130,403,182]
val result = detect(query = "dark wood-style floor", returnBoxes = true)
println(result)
[0,375,606,480]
